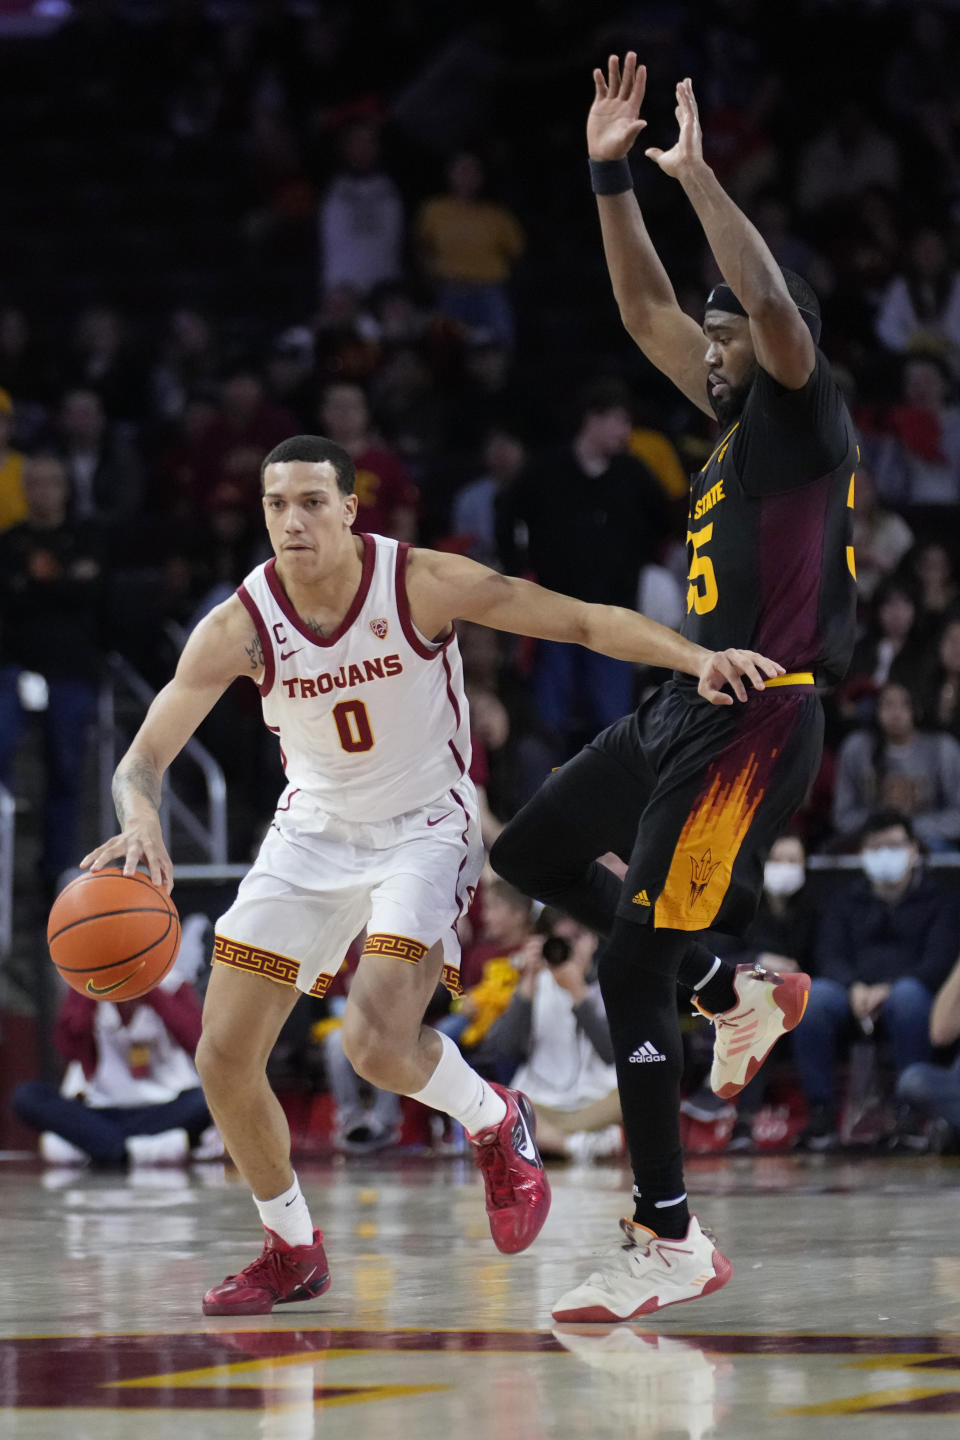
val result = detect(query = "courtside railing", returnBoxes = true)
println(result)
[98,653,228,866]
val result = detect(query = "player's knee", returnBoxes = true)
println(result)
[10,1081,47,1126]
[194,1032,223,1093]
[896,1064,930,1108]
[489,820,533,888]
[340,1012,402,1088]
[491,810,576,897]
[195,1028,255,1098]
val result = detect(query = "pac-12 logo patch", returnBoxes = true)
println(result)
[369,617,389,639]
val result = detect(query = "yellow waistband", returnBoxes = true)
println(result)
[764,671,815,688]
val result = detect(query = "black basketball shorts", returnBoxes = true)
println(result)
[548,675,824,936]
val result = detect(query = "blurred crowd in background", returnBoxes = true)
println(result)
[4,0,960,1162]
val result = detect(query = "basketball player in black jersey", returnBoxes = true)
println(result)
[491,56,859,1321]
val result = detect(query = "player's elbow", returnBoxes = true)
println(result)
[748,289,816,345]
[745,284,789,320]
[620,304,653,346]
[575,604,602,652]
[622,288,680,327]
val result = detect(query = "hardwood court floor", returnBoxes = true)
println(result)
[1,1150,959,1439]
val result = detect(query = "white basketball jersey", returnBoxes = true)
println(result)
[237,534,472,823]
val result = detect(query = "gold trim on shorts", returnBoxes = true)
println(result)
[361,932,429,964]
[441,963,463,997]
[213,935,333,999]
[358,933,463,995]
[763,671,815,688]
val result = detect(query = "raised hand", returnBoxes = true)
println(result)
[645,76,704,178]
[587,51,648,161]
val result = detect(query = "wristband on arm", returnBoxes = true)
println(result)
[588,156,633,195]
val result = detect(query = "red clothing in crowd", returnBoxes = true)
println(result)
[55,984,203,1080]
[352,444,418,535]
[185,401,299,515]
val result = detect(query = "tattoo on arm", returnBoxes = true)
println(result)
[244,632,265,671]
[113,753,162,826]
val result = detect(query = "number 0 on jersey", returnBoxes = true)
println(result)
[333,699,375,753]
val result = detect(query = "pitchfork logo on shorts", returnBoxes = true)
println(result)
[369,617,389,639]
[689,848,722,906]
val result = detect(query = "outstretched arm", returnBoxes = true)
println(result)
[587,53,711,414]
[647,78,815,390]
[80,597,254,889]
[407,548,784,705]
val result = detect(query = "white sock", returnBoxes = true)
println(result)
[692,956,721,991]
[254,1173,314,1248]
[407,1031,507,1137]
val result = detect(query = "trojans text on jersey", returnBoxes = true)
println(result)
[280,653,403,699]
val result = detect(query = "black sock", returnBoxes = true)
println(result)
[597,917,691,1239]
[677,942,738,1015]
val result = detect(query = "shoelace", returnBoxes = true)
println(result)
[582,1233,648,1295]
[695,965,770,1022]
[474,1137,515,1206]
[713,1004,756,1030]
[619,1219,653,1255]
[587,1225,715,1298]
[227,1245,295,1294]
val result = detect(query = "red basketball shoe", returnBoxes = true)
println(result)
[202,1227,331,1316]
[470,1083,551,1254]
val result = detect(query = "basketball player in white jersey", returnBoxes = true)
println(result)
[81,434,783,1316]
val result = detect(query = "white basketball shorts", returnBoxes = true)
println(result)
[213,781,483,999]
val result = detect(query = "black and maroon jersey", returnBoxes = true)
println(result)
[680,351,858,687]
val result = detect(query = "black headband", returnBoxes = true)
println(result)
[705,282,822,344]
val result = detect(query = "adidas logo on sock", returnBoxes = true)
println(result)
[629,1041,666,1063]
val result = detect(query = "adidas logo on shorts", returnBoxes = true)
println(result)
[629,1041,666,1064]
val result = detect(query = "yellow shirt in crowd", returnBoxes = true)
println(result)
[459,955,521,1048]
[628,427,688,501]
[0,450,26,532]
[417,197,525,285]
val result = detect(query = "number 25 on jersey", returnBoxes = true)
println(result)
[686,523,718,615]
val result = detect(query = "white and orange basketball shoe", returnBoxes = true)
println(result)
[696,962,811,1100]
[552,1217,732,1323]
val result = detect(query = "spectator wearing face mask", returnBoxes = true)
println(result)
[681,834,817,1151]
[793,811,960,1152]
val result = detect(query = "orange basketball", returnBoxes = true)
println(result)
[47,869,181,1001]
